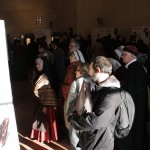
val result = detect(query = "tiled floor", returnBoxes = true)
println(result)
[11,79,150,150]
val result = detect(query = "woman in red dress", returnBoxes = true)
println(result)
[30,57,59,143]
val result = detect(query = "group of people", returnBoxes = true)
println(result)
[28,35,149,150]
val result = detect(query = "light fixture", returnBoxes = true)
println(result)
[36,16,42,24]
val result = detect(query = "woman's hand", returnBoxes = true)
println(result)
[43,107,48,114]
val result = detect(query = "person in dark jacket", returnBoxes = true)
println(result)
[51,38,66,97]
[117,45,148,150]
[69,56,122,150]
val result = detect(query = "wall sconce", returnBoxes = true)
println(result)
[36,16,42,24]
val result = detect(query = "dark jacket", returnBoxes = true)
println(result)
[53,47,66,89]
[118,60,148,150]
[70,76,122,150]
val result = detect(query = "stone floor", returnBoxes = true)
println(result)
[11,78,150,150]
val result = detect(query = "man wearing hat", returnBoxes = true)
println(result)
[117,45,148,150]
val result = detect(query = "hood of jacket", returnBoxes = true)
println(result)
[98,75,120,88]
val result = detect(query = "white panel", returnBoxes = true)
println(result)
[0,20,20,150]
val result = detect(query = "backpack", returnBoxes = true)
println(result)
[114,89,135,139]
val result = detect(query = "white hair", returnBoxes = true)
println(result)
[35,58,43,64]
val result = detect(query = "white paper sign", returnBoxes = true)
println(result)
[132,26,149,45]
[0,20,20,150]
[91,27,119,48]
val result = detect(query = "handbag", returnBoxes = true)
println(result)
[75,81,92,116]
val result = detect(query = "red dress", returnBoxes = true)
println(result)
[30,106,58,143]
[30,73,59,143]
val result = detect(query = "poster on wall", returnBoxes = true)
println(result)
[33,29,51,44]
[0,20,20,150]
[91,27,119,48]
[132,26,149,45]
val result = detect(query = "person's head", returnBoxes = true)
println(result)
[89,56,112,82]
[75,62,90,78]
[42,35,46,41]
[51,38,60,49]
[122,45,138,64]
[69,40,80,52]
[69,50,85,63]
[38,43,47,54]
[30,35,35,43]
[35,58,44,72]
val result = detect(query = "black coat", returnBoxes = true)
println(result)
[118,60,148,150]
[70,76,122,150]
[53,47,66,89]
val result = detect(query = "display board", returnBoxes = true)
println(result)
[132,26,149,45]
[91,27,119,48]
[33,29,51,44]
[0,20,20,150]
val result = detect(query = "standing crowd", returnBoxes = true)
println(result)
[8,33,150,150]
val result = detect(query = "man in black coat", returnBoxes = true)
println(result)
[51,38,66,97]
[69,56,123,150]
[117,45,148,150]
